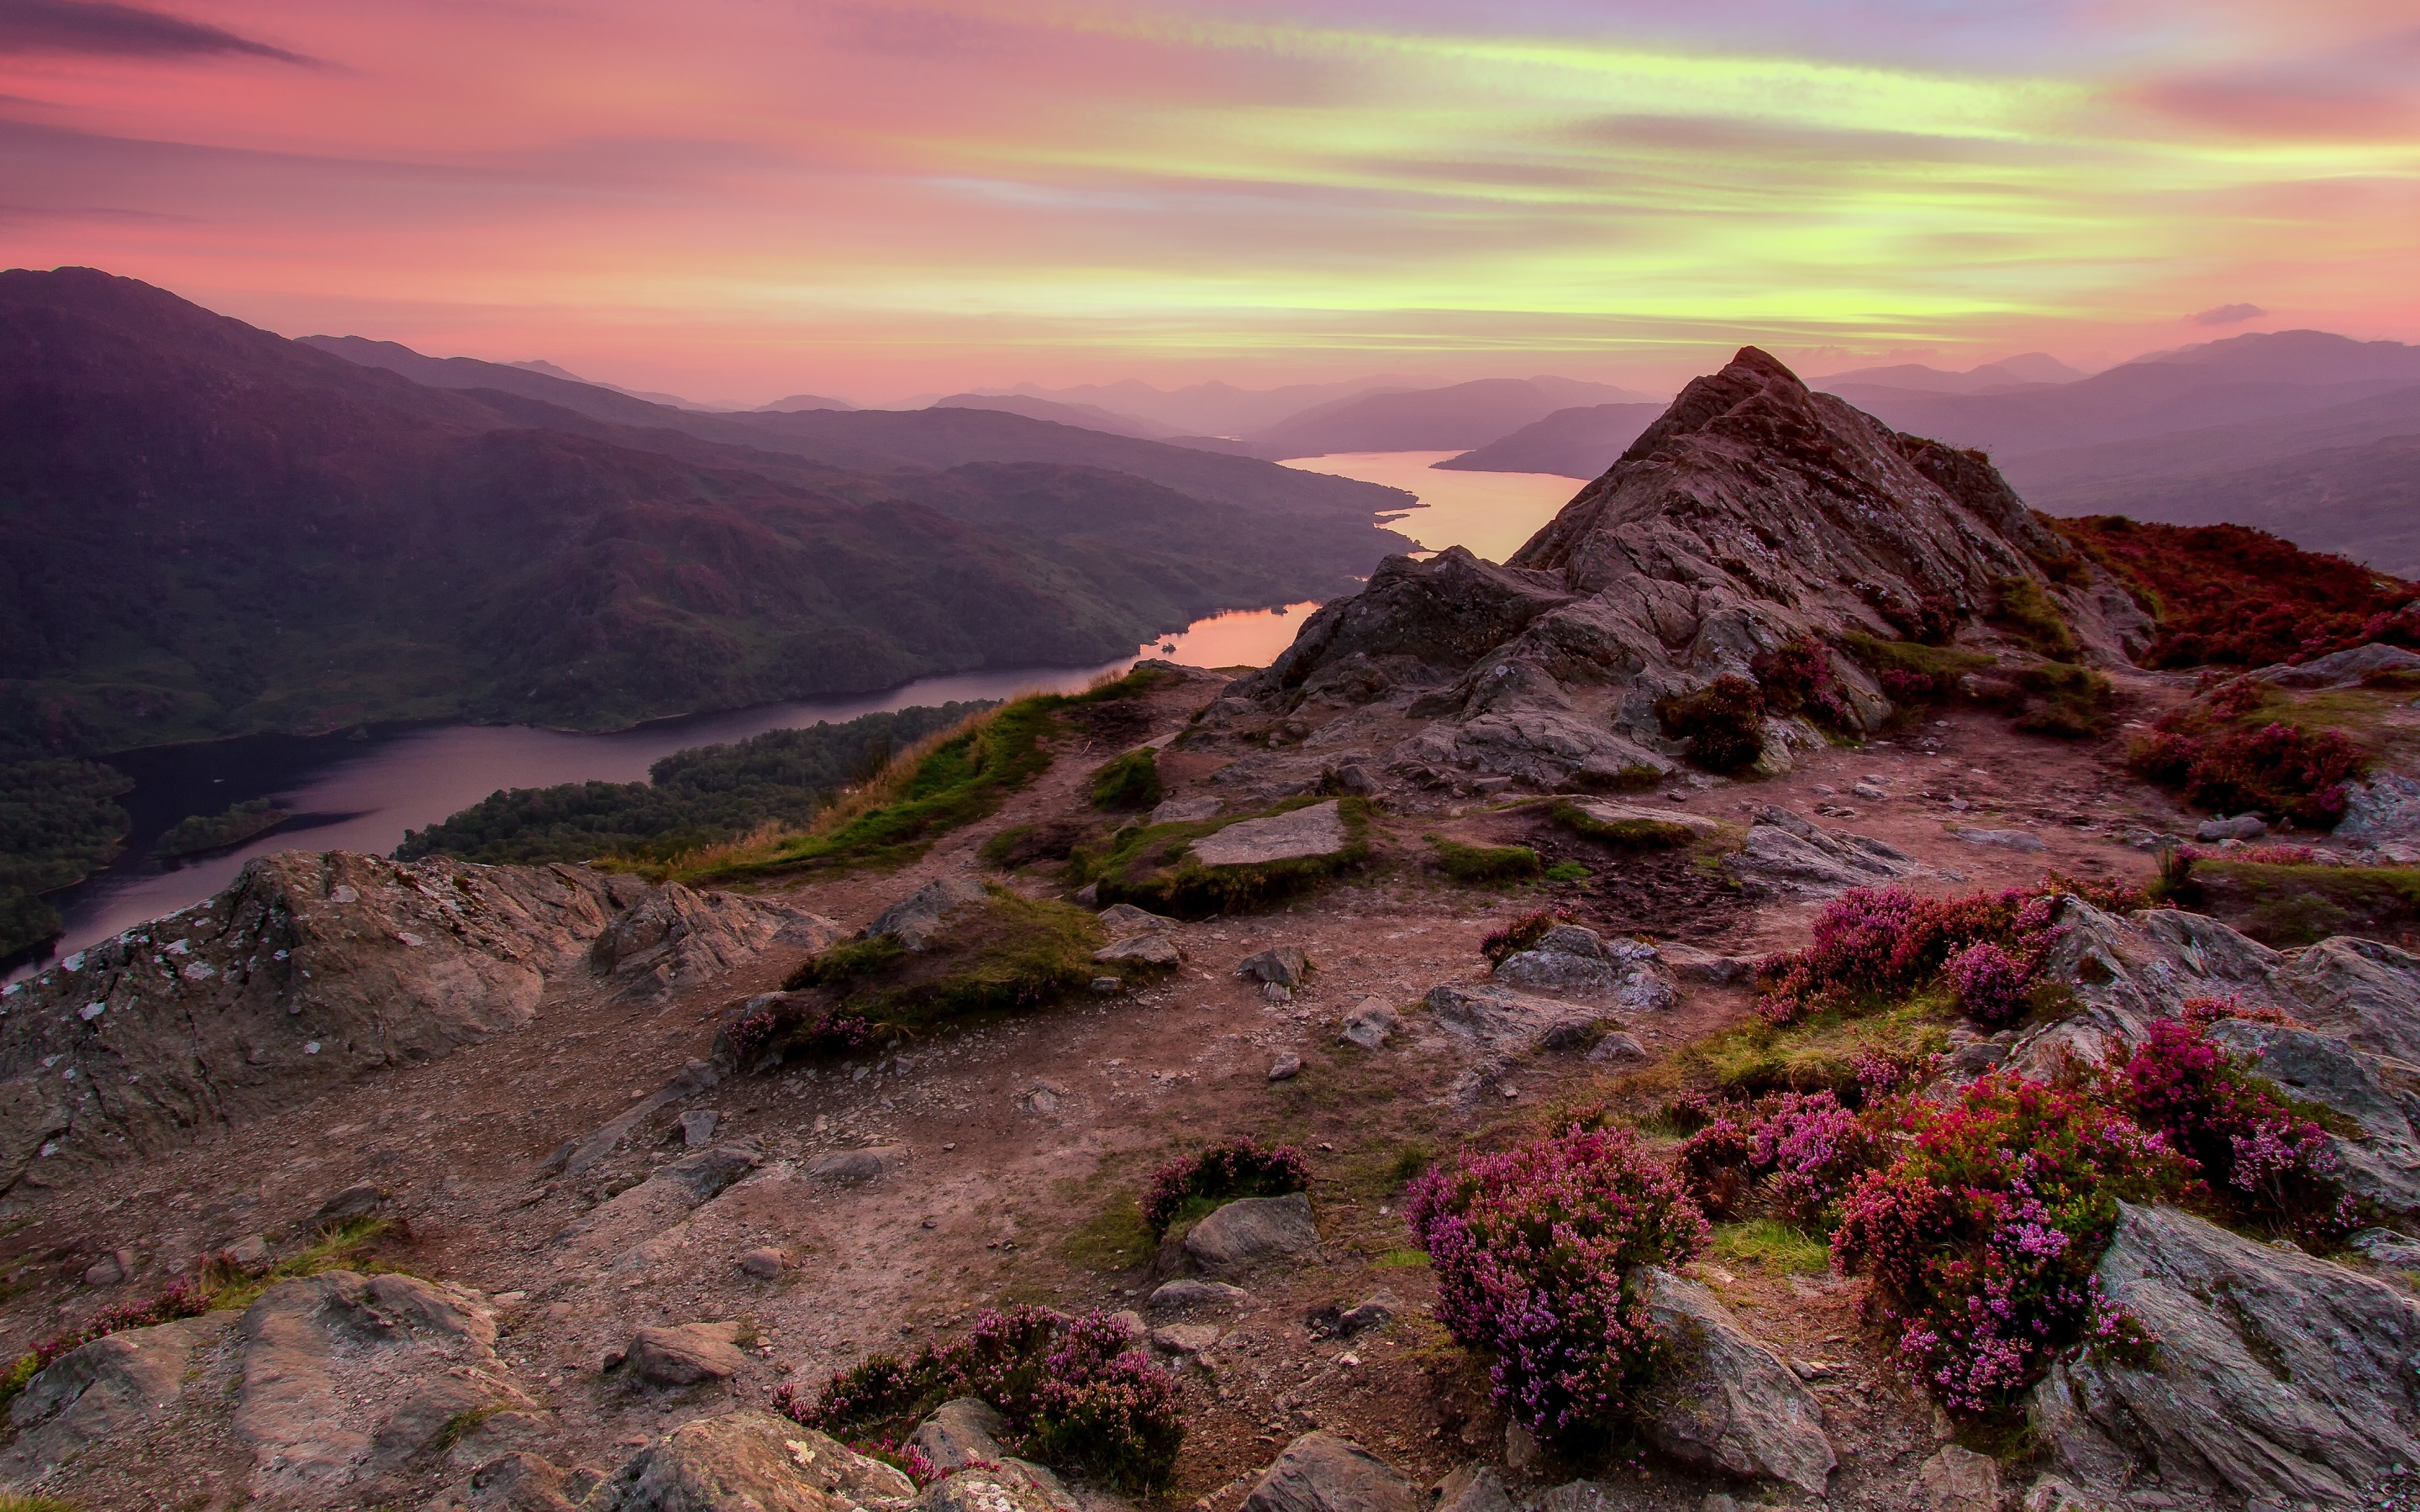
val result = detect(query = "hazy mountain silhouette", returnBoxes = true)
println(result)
[1245,376,1660,459]
[932,391,1182,439]
[2,270,1413,756]
[1430,402,1668,479]
[1810,352,2087,395]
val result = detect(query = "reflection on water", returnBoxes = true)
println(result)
[8,602,1321,982]
[1280,450,1581,564]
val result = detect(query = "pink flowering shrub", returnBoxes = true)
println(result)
[1404,1124,1709,1446]
[720,996,871,1065]
[1677,1090,1885,1227]
[1941,941,2030,1027]
[1140,1137,1312,1236]
[1758,879,2146,1026]
[1833,1076,2188,1417]
[1753,635,1852,729]
[779,1305,1183,1489]
[2108,1018,2359,1244]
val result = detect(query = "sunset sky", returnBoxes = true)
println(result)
[3,0,2416,402]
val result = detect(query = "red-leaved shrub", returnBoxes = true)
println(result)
[1753,636,1851,728]
[779,1305,1183,1489]
[1677,1090,1885,1226]
[2108,1018,2359,1244]
[1833,1075,2188,1416]
[1140,1137,1311,1236]
[1404,1124,1709,1446]
[1481,907,1574,968]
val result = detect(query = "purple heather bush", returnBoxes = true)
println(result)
[779,1304,1182,1490]
[1679,1090,1886,1227]
[1833,1076,2187,1417]
[1140,1137,1313,1237]
[1941,941,2031,1028]
[1404,1124,1708,1446]
[1753,635,1853,729]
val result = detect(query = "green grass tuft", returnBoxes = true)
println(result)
[1072,796,1372,917]
[2179,859,2420,948]
[1428,836,1542,883]
[1685,999,1951,1100]
[1547,800,1696,849]
[1991,575,2078,661]
[1544,860,1592,883]
[1711,1219,1832,1275]
[792,890,1115,1038]
[1090,748,1164,811]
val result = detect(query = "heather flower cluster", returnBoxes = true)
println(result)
[2108,1017,2360,1244]
[1140,1137,1312,1236]
[1403,1124,1708,1446]
[1832,1075,2189,1416]
[780,1304,1183,1490]
[1676,1090,1884,1227]
[2128,690,2370,830]
[721,996,872,1065]
[1757,879,2144,1027]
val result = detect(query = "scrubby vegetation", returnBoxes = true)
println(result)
[150,796,288,858]
[702,668,1173,879]
[1844,634,1995,710]
[1405,1122,1709,1449]
[2165,853,2420,946]
[1141,1137,1313,1236]
[2128,680,2371,827]
[398,703,987,866]
[1089,748,1163,811]
[1677,1089,1881,1226]
[779,1305,1183,1489]
[0,758,133,958]
[751,890,1112,1054]
[1480,907,1572,968]
[1428,836,1542,883]
[1989,574,2078,659]
[1655,675,1766,772]
[2056,516,2420,669]
[1071,795,1370,917]
[1750,635,1851,728]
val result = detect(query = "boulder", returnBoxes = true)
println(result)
[1586,1032,1647,1063]
[1918,1446,2003,1512]
[2195,814,2266,843]
[2028,1203,2420,1509]
[1239,946,1313,988]
[868,876,992,950]
[681,1110,720,1148]
[1268,1053,1302,1081]
[1148,796,1225,826]
[465,1450,588,1511]
[586,1413,913,1511]
[1241,1432,1423,1512]
[805,1146,905,1184]
[313,1181,387,1226]
[624,1324,750,1386]
[1491,925,1675,1008]
[921,1460,1082,1512]
[1147,1278,1250,1318]
[1183,1194,1318,1273]
[3,1312,229,1476]
[738,1247,787,1280]
[1554,797,1723,840]
[1150,1322,1224,1355]
[2202,1016,2420,1213]
[1948,826,2049,853]
[1660,943,1754,985]
[1194,802,1350,867]
[1335,1292,1397,1336]
[1432,1464,1514,1512]
[1634,1267,1836,1495]
[2335,770,2420,859]
[2274,935,2420,1061]
[1096,903,1179,932]
[1096,933,1181,967]
[659,1146,763,1203]
[1723,807,1925,899]
[1338,999,1399,1049]
[1424,982,1602,1052]
[909,1397,1008,1473]
[2250,641,2420,689]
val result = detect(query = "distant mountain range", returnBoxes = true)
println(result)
[1807,351,2088,395]
[0,270,1415,758]
[1431,402,1667,478]
[1242,376,1659,459]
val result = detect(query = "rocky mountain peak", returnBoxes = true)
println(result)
[1236,346,2135,789]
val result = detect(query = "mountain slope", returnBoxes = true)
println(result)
[1245,377,1659,459]
[0,270,1410,757]
[1432,402,1668,478]
[932,392,1181,439]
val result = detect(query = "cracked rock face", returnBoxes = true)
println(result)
[0,852,825,1195]
[1634,1267,1837,1495]
[1232,348,2114,789]
[2029,1203,2420,1509]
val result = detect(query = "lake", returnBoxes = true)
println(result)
[10,452,1581,979]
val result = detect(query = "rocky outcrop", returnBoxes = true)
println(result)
[1424,983,1607,1052]
[1723,807,1926,899]
[867,876,991,950]
[1234,349,2104,787]
[0,852,824,1193]
[3,1312,231,1478]
[2028,1203,2420,1509]
[1634,1268,1836,1495]
[585,1413,914,1511]
[1490,924,1675,1008]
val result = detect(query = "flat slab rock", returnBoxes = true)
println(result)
[1634,1266,1836,1494]
[1241,1431,1423,1512]
[1183,1193,1318,1274]
[1723,806,1924,899]
[1192,801,1349,867]
[1424,982,1604,1052]
[2029,1202,2420,1509]
[586,1412,914,1511]
[1555,797,1723,838]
